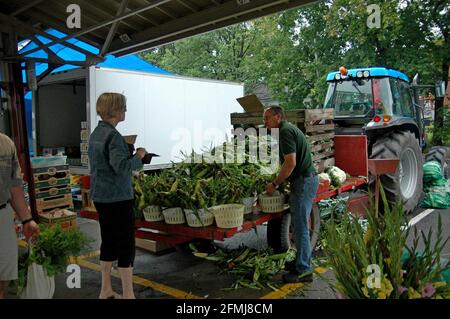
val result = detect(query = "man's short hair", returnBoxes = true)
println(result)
[266,105,284,119]
[96,92,126,120]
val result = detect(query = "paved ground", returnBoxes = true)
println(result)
[7,184,450,300]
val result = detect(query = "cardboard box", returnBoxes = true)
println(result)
[81,153,89,166]
[80,129,89,141]
[80,142,88,152]
[123,135,137,145]
[39,209,77,229]
[236,94,265,113]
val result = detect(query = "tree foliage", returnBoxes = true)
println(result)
[140,0,449,141]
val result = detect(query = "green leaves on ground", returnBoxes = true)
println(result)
[191,245,296,290]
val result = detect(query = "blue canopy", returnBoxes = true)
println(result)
[20,29,171,77]
[21,29,171,155]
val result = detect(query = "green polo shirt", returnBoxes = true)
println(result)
[278,121,315,180]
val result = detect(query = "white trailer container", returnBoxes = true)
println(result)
[34,66,244,174]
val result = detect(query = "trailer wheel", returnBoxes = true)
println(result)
[266,203,320,253]
[370,130,423,213]
[425,146,450,179]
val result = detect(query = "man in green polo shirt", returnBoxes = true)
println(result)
[264,106,319,283]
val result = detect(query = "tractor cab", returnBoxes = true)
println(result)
[324,67,425,147]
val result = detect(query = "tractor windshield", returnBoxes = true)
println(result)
[324,79,373,117]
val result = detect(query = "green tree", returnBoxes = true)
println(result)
[140,23,259,83]
[140,0,448,125]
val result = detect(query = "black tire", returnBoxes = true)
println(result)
[370,131,423,213]
[266,203,320,253]
[425,146,450,179]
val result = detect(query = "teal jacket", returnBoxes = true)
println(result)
[88,121,143,203]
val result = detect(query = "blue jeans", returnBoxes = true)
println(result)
[289,175,319,273]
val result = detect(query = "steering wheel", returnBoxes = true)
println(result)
[351,102,370,113]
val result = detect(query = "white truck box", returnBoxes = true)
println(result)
[35,66,244,173]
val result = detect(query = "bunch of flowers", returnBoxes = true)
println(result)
[322,186,450,299]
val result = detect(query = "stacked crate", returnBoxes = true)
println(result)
[80,121,89,167]
[302,109,335,173]
[230,108,335,173]
[33,164,76,228]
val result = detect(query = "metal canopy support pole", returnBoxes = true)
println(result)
[8,61,38,218]
[6,0,172,58]
[100,0,129,56]
[1,29,37,218]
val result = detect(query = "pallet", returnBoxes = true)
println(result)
[135,237,174,254]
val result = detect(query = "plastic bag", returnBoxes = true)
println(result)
[20,243,55,299]
[420,185,450,209]
[423,161,446,186]
[20,262,55,299]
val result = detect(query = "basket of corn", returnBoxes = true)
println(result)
[143,205,163,222]
[184,208,215,227]
[210,204,245,228]
[258,192,286,213]
[162,207,185,224]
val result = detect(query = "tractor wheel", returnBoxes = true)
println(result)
[425,146,450,179]
[370,130,423,213]
[266,203,320,253]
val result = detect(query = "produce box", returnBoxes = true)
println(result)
[35,185,72,199]
[38,209,77,229]
[30,156,67,168]
[36,194,73,211]
[33,165,70,183]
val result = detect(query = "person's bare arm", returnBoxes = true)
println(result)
[265,153,296,195]
[10,186,40,240]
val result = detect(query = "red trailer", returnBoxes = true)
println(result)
[80,135,370,252]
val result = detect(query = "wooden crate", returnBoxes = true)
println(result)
[304,109,335,173]
[36,193,73,211]
[35,185,72,199]
[33,165,70,183]
[230,108,335,173]
[135,237,174,254]
[81,188,96,211]
[35,177,71,189]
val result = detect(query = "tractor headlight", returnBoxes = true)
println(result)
[363,70,370,77]
[356,71,363,78]
[335,73,341,80]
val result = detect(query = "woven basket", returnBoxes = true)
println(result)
[184,209,215,227]
[210,204,244,228]
[162,207,186,224]
[242,196,256,214]
[143,205,163,222]
[258,193,286,213]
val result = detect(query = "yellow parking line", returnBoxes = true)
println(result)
[260,267,330,299]
[74,257,203,299]
[261,283,305,299]
[78,250,101,259]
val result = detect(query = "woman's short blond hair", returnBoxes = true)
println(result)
[96,93,126,120]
